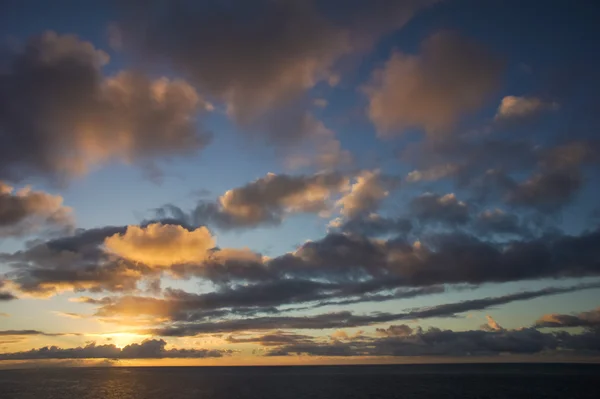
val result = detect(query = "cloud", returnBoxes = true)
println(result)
[406,163,460,183]
[365,30,502,136]
[0,280,17,301]
[284,120,352,171]
[535,307,600,329]
[147,311,399,336]
[0,292,17,301]
[0,330,78,337]
[1,221,213,296]
[505,169,582,212]
[402,137,597,214]
[6,218,600,298]
[116,0,435,144]
[330,214,412,238]
[0,330,47,336]
[52,311,87,319]
[398,130,599,219]
[104,223,215,267]
[330,330,350,340]
[300,286,446,310]
[93,280,351,322]
[495,96,559,121]
[219,172,348,225]
[69,296,114,305]
[376,324,413,337]
[157,169,394,233]
[0,182,73,237]
[120,0,347,135]
[0,339,230,360]
[539,141,599,171]
[266,325,600,358]
[478,140,598,213]
[410,193,469,225]
[335,170,398,219]
[47,225,130,252]
[480,315,504,332]
[146,283,599,336]
[89,282,446,325]
[225,331,314,347]
[0,31,211,183]
[2,244,143,296]
[313,99,328,108]
[158,171,350,229]
[474,209,524,236]
[400,138,539,190]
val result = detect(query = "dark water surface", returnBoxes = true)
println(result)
[0,363,598,399]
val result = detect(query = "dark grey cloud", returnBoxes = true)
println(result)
[403,284,600,320]
[410,192,470,225]
[147,311,396,337]
[89,282,446,324]
[403,139,538,187]
[94,280,336,322]
[0,31,211,183]
[505,169,582,213]
[266,326,600,358]
[225,331,314,347]
[268,227,600,287]
[0,330,45,336]
[0,339,230,360]
[332,214,412,238]
[295,286,447,310]
[0,292,17,301]
[376,324,413,337]
[46,225,128,252]
[473,209,526,237]
[404,137,599,214]
[145,283,599,336]
[0,280,17,301]
[535,307,600,329]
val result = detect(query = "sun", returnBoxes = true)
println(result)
[95,333,149,349]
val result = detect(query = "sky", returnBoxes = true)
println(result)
[1,0,600,368]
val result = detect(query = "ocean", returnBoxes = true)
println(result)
[0,363,598,398]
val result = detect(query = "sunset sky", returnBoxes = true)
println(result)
[1,0,600,368]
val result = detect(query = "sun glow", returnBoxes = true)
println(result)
[90,332,149,348]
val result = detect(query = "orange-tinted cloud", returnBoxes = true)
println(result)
[480,315,504,332]
[335,170,398,219]
[104,223,215,267]
[365,31,502,136]
[495,96,558,121]
[535,307,600,329]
